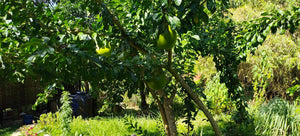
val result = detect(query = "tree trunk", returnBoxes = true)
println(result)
[168,68,222,136]
[140,89,148,115]
[148,88,178,136]
[163,98,178,136]
[148,90,170,135]
[84,81,89,93]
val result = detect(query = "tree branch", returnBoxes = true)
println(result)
[200,0,209,7]
[166,67,221,136]
[167,50,172,68]
[144,81,170,136]
[170,87,177,102]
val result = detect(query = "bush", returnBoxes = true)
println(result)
[239,33,300,101]
[203,72,234,115]
[194,56,234,115]
[22,91,73,136]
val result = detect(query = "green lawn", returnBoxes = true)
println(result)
[0,125,21,136]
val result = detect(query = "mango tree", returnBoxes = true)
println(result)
[1,0,299,135]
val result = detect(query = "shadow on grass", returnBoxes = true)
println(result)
[190,120,256,136]
[0,125,21,136]
[98,108,160,118]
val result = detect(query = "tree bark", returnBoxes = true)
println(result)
[163,98,178,136]
[148,87,178,136]
[167,68,222,136]
[148,89,170,136]
[84,81,89,93]
[140,89,148,115]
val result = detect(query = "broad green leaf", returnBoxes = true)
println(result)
[161,0,167,6]
[46,47,55,54]
[26,55,36,66]
[245,32,251,41]
[263,26,271,36]
[168,16,181,27]
[58,34,65,43]
[174,0,182,6]
[78,32,87,40]
[191,35,200,40]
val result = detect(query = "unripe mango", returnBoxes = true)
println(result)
[147,69,167,90]
[157,25,177,50]
[96,47,111,57]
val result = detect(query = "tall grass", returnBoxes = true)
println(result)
[254,98,300,136]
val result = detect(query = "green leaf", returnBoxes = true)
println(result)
[251,33,257,43]
[279,26,286,34]
[245,33,251,41]
[77,32,86,40]
[257,35,264,43]
[26,55,36,66]
[161,0,167,6]
[207,0,216,14]
[191,35,200,40]
[261,11,270,16]
[262,26,271,36]
[0,55,5,69]
[58,34,66,43]
[167,16,181,27]
[174,0,182,6]
[46,47,55,54]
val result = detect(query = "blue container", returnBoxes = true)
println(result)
[70,92,93,118]
[23,115,33,124]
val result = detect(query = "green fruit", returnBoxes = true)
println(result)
[147,70,167,90]
[157,25,177,50]
[96,42,112,57]
[96,47,111,57]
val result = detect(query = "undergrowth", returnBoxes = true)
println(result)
[254,98,300,136]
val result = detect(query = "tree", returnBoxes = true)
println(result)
[0,0,299,135]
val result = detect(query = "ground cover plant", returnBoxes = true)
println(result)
[0,125,21,136]
[0,0,300,135]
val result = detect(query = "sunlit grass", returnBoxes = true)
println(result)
[26,114,161,136]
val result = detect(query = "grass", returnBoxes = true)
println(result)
[253,98,300,136]
[14,110,225,136]
[22,113,162,136]
[69,116,161,136]
[6,101,300,136]
[0,125,21,136]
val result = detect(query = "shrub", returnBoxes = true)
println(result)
[194,56,234,115]
[203,72,234,115]
[24,91,73,136]
[239,33,300,101]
